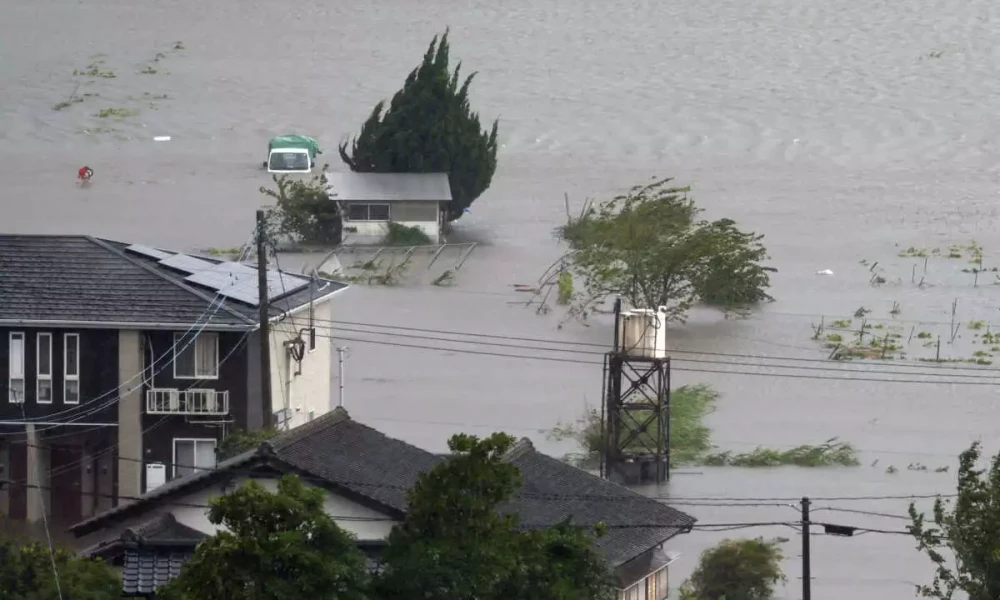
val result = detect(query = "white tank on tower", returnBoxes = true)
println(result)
[617,306,668,359]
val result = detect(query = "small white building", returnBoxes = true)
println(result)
[326,172,452,246]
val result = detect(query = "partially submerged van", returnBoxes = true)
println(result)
[263,135,321,174]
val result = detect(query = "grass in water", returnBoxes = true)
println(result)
[546,384,858,468]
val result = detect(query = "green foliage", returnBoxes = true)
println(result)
[548,384,858,468]
[260,168,342,245]
[556,271,574,305]
[679,538,785,600]
[217,427,280,460]
[374,433,617,600]
[559,178,774,322]
[908,441,1000,600]
[338,29,499,221]
[384,222,432,246]
[0,534,120,600]
[158,475,368,600]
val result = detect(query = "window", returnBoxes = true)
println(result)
[64,334,80,404]
[8,333,24,403]
[173,333,219,379]
[36,333,52,404]
[173,438,217,477]
[347,203,390,221]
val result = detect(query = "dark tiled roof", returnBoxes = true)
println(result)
[502,439,695,566]
[270,408,442,512]
[71,409,694,570]
[0,235,347,329]
[122,549,193,596]
[126,513,207,544]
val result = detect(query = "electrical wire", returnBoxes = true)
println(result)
[309,330,1000,386]
[319,323,1000,379]
[309,317,1000,373]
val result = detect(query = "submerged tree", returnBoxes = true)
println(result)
[260,168,341,246]
[908,442,1000,600]
[158,475,369,600]
[679,537,786,600]
[557,177,775,322]
[339,29,499,221]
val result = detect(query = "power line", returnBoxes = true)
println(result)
[310,330,1000,386]
[318,323,1000,379]
[311,317,1000,373]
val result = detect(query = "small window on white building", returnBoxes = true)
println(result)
[347,203,390,221]
[64,334,80,404]
[174,333,219,379]
[36,333,52,404]
[173,438,217,478]
[8,333,24,403]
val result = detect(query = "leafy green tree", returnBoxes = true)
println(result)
[373,433,616,600]
[909,441,1000,600]
[338,29,499,221]
[558,177,774,322]
[217,427,279,460]
[679,538,785,600]
[0,535,119,600]
[261,168,341,245]
[158,475,368,600]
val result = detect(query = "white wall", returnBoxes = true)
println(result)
[342,220,440,245]
[268,298,333,429]
[170,475,397,542]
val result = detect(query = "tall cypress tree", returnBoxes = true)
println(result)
[339,29,499,221]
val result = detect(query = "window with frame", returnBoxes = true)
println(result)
[173,438,217,477]
[173,333,219,379]
[8,333,24,403]
[653,566,668,599]
[64,333,80,404]
[347,203,390,222]
[36,333,52,404]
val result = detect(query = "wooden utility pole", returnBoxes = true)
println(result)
[256,210,273,426]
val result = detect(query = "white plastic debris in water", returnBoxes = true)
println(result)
[816,269,834,276]
[153,136,171,141]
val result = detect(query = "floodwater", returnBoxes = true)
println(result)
[4,0,1000,596]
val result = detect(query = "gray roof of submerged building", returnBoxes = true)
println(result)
[0,234,347,329]
[326,172,452,202]
[73,408,695,569]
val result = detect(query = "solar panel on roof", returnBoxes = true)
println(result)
[126,244,173,261]
[159,253,216,274]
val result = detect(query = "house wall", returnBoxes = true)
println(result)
[267,299,333,430]
[140,330,249,491]
[75,474,398,552]
[0,327,119,523]
[341,200,442,246]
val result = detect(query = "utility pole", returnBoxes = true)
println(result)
[336,346,347,408]
[256,209,273,427]
[801,497,812,600]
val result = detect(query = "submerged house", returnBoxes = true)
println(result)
[0,234,347,528]
[326,172,452,245]
[72,408,695,600]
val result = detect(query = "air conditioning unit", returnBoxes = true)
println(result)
[617,307,668,359]
[146,462,167,492]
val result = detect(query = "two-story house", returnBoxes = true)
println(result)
[0,234,347,527]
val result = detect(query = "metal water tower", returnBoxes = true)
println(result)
[601,298,672,485]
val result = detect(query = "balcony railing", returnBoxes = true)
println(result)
[146,389,230,415]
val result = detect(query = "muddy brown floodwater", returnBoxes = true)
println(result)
[5,0,1000,596]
